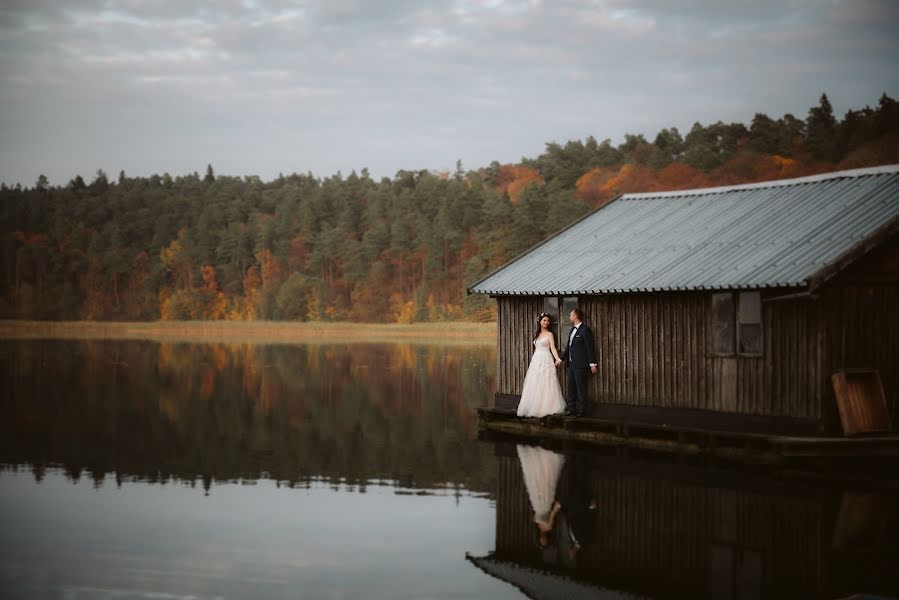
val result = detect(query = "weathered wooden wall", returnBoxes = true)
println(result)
[496,293,825,421]
[584,293,824,419]
[819,232,899,432]
[821,285,899,432]
[495,296,542,396]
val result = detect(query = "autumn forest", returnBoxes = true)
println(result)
[4,93,899,323]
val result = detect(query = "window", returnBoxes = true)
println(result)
[710,292,763,357]
[541,296,579,343]
[737,292,762,355]
[561,296,579,344]
[542,296,559,338]
[711,293,736,355]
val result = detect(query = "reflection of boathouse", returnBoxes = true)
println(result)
[468,444,899,599]
[469,166,899,437]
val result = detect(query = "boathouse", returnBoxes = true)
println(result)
[469,166,899,437]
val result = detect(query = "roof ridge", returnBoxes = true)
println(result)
[622,164,899,200]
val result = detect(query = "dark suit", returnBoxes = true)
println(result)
[562,456,596,548]
[559,323,596,415]
[557,455,597,569]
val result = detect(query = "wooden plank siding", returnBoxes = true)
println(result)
[496,296,542,396]
[586,293,825,419]
[818,233,899,433]
[821,284,899,433]
[497,293,826,422]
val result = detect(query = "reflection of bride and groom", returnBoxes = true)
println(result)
[513,309,598,567]
[516,444,597,568]
[517,308,597,419]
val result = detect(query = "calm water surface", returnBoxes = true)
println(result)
[1,339,898,599]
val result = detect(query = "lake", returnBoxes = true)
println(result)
[1,339,898,599]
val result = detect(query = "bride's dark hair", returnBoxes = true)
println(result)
[533,312,554,343]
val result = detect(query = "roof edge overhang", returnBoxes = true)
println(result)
[473,283,810,297]
[466,553,655,599]
[465,194,626,295]
[621,164,899,200]
[807,212,899,292]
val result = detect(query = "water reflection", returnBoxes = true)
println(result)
[1,471,516,600]
[470,442,899,600]
[0,339,526,599]
[0,340,495,491]
[516,445,566,550]
[4,339,899,599]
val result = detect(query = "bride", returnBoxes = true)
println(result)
[517,312,566,418]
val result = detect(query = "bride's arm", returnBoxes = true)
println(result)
[550,335,562,363]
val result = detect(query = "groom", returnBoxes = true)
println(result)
[559,308,597,417]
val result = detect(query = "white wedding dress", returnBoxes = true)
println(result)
[517,335,566,418]
[516,444,566,526]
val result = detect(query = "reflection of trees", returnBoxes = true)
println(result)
[0,340,497,493]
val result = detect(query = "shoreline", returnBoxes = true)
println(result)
[0,320,496,345]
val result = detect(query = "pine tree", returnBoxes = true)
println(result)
[806,93,838,161]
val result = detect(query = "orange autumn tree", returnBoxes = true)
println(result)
[159,231,196,320]
[575,163,657,207]
[574,167,616,205]
[494,165,543,202]
[241,266,262,320]
[753,154,804,181]
[254,249,287,319]
[200,265,228,320]
[654,162,708,191]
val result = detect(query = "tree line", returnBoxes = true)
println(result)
[3,93,898,322]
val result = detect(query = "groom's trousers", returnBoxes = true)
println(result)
[566,364,590,415]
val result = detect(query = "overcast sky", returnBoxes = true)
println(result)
[1,0,897,186]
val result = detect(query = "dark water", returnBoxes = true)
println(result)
[1,340,898,600]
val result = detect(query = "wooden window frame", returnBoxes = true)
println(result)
[542,295,579,343]
[709,291,764,358]
[560,296,579,345]
[736,291,763,357]
[542,296,560,340]
[709,292,737,357]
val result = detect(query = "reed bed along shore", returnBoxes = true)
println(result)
[0,320,496,345]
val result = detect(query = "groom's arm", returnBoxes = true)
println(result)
[583,326,598,369]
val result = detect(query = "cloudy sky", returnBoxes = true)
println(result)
[1,0,897,186]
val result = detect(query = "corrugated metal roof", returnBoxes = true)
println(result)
[469,165,899,295]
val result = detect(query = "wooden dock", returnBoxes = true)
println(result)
[477,407,899,466]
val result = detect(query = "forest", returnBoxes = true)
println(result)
[3,93,898,322]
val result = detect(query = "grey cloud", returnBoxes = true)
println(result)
[1,0,897,185]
